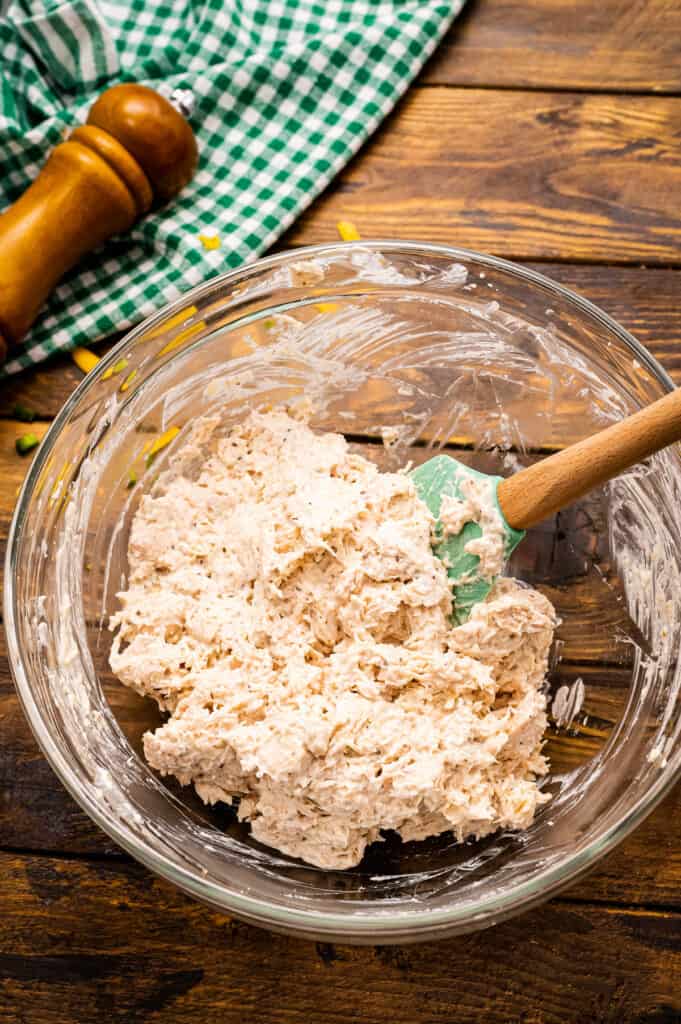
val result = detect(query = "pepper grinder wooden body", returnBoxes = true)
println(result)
[0,84,198,362]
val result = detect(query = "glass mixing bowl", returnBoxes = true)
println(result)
[6,242,681,943]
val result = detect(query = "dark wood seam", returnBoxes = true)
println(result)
[415,81,681,99]
[1,844,679,918]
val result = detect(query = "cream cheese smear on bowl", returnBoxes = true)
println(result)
[110,406,557,869]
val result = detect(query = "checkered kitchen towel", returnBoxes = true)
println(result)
[0,0,463,375]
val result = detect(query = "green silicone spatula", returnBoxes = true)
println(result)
[411,456,524,625]
[410,385,681,623]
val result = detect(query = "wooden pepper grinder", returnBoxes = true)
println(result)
[0,84,198,362]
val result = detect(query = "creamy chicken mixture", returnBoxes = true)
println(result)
[110,408,557,869]
[439,476,507,580]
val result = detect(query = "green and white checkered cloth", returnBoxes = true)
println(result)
[0,0,463,376]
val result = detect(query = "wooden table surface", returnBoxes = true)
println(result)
[2,2,681,1021]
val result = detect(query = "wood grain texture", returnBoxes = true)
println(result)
[0,354,85,419]
[284,89,681,264]
[0,337,117,420]
[426,0,681,94]
[0,651,118,857]
[1,265,680,422]
[499,386,681,528]
[1,591,680,907]
[534,265,681,380]
[0,419,647,669]
[0,423,661,881]
[0,850,680,1024]
[0,421,48,557]
[2,6,680,1008]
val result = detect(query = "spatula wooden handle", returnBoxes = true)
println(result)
[0,84,197,362]
[497,385,681,530]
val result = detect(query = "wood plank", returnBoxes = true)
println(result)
[0,421,49,560]
[529,264,681,382]
[1,428,678,904]
[285,89,681,264]
[2,626,681,910]
[0,633,626,851]
[2,264,680,422]
[0,420,648,669]
[0,669,121,856]
[0,340,116,420]
[0,354,86,422]
[425,0,681,94]
[0,850,680,1023]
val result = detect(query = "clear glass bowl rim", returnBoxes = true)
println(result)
[6,240,681,936]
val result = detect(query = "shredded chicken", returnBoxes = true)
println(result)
[439,474,507,579]
[110,408,556,869]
